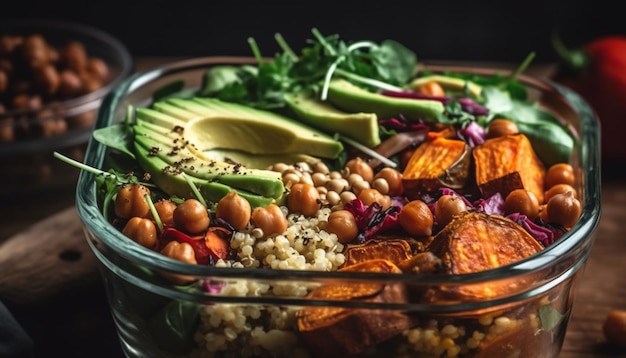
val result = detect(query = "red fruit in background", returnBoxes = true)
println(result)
[551,33,626,165]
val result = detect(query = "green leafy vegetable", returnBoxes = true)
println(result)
[539,305,568,331]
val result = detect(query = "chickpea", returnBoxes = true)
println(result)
[358,188,391,210]
[544,163,575,189]
[122,217,158,249]
[311,161,330,174]
[486,119,519,139]
[347,173,364,188]
[22,34,49,69]
[61,41,88,72]
[326,178,348,193]
[325,210,358,244]
[504,189,540,219]
[603,310,626,348]
[546,191,582,228]
[216,190,251,231]
[160,241,197,264]
[326,190,341,206]
[416,81,445,97]
[251,204,288,238]
[147,199,177,228]
[57,69,83,98]
[86,57,109,82]
[173,198,210,235]
[345,157,374,183]
[435,194,468,227]
[371,177,389,195]
[159,241,198,284]
[374,167,404,196]
[351,179,370,197]
[287,183,321,217]
[399,200,433,237]
[544,183,577,203]
[311,172,328,187]
[114,183,151,219]
[340,191,357,204]
[33,63,60,95]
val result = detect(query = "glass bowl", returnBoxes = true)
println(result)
[76,57,601,358]
[0,19,133,197]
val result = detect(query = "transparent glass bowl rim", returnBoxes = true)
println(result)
[76,56,602,286]
[0,18,134,154]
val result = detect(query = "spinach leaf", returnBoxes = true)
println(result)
[92,123,135,159]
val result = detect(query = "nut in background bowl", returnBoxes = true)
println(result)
[0,19,133,197]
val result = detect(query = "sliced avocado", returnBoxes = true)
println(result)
[409,75,483,98]
[327,79,445,122]
[284,91,381,147]
[133,102,289,206]
[154,98,344,158]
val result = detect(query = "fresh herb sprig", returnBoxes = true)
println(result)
[200,28,417,109]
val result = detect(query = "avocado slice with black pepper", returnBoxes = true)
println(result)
[133,97,344,206]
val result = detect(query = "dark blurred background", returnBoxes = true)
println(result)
[2,0,625,64]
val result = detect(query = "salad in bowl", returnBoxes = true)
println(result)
[66,28,601,357]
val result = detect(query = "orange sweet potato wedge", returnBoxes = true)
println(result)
[472,133,546,203]
[297,259,417,357]
[342,237,421,267]
[402,137,471,199]
[426,212,543,300]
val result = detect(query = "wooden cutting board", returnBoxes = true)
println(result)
[0,206,99,304]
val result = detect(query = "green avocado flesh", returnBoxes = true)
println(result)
[284,91,381,147]
[150,98,344,158]
[132,97,349,206]
[327,79,445,122]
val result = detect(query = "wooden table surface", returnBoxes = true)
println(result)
[1,58,625,358]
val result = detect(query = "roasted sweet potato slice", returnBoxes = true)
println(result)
[426,212,543,300]
[402,137,471,199]
[342,237,422,267]
[473,133,546,203]
[297,259,416,357]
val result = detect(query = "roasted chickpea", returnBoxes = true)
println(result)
[416,81,445,97]
[287,183,321,217]
[546,191,582,228]
[60,41,88,72]
[544,183,577,203]
[345,157,374,183]
[504,189,540,219]
[251,204,288,238]
[603,310,626,348]
[122,217,158,249]
[325,210,358,244]
[114,183,151,219]
[147,198,177,228]
[173,198,210,235]
[435,194,468,227]
[159,241,198,284]
[544,163,575,189]
[486,118,519,139]
[374,167,404,196]
[57,69,83,98]
[216,190,251,231]
[358,188,391,210]
[22,34,49,69]
[399,200,433,237]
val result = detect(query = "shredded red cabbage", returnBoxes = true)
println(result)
[506,213,565,247]
[378,116,429,132]
[379,90,489,117]
[343,199,401,243]
[458,121,486,148]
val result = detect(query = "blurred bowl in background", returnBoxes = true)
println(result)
[0,19,133,197]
